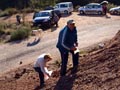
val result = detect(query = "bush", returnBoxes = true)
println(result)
[107,3,117,11]
[5,8,18,15]
[10,27,31,41]
[74,5,80,12]
[22,8,34,13]
[0,29,5,35]
[0,11,9,17]
[0,8,18,17]
[0,23,5,35]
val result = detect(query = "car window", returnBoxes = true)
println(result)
[94,5,101,8]
[55,5,59,8]
[36,12,50,17]
[69,3,73,7]
[86,5,92,9]
[92,5,95,8]
[60,4,68,8]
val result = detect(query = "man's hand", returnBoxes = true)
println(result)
[46,73,50,77]
[70,47,77,51]
[75,43,78,47]
[51,70,59,77]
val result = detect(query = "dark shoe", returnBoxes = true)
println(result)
[60,73,66,77]
[71,66,78,74]
[40,83,45,89]
[34,86,40,90]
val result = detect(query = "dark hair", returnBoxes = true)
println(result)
[44,54,52,59]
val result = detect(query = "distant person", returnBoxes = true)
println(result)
[102,4,107,15]
[56,19,79,76]
[54,13,59,27]
[33,11,38,19]
[52,11,59,27]
[33,53,53,88]
[16,15,21,24]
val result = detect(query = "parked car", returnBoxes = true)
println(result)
[44,6,62,18]
[78,3,103,15]
[54,2,73,14]
[109,6,120,15]
[33,10,59,27]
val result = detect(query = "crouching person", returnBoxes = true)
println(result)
[33,53,52,88]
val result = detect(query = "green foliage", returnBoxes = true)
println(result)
[22,8,34,13]
[0,23,16,33]
[107,3,117,11]
[0,8,18,17]
[74,5,80,12]
[5,8,17,15]
[54,60,61,68]
[10,26,31,41]
[0,23,6,36]
[0,30,5,35]
[0,0,120,10]
[0,23,4,30]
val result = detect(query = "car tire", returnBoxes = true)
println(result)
[79,10,84,15]
[109,11,113,15]
[48,21,52,28]
[98,11,102,15]
[114,10,118,15]
[64,10,69,15]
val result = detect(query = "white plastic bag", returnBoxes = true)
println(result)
[44,67,53,80]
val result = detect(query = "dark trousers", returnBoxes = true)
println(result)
[34,67,44,85]
[59,50,79,76]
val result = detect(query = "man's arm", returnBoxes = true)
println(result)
[39,60,50,76]
[61,27,70,50]
[75,28,78,47]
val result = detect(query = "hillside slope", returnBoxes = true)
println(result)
[0,30,120,90]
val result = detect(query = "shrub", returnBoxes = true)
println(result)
[0,29,5,35]
[0,8,18,17]
[5,8,18,15]
[0,11,9,17]
[54,60,61,68]
[22,8,34,13]
[10,27,31,41]
[107,3,117,11]
[0,23,5,35]
[74,5,80,12]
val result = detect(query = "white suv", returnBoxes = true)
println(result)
[109,6,120,15]
[78,3,103,15]
[54,2,73,14]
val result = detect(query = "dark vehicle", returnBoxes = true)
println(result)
[54,10,61,18]
[44,6,61,18]
[33,10,59,27]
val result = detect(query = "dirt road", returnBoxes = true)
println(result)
[0,12,120,76]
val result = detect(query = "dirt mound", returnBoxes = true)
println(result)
[0,30,120,90]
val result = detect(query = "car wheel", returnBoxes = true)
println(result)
[98,11,102,15]
[48,21,52,28]
[109,11,113,15]
[114,11,118,15]
[79,10,84,15]
[119,12,120,15]
[64,10,69,15]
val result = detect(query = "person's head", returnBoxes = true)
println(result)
[44,53,52,62]
[67,19,75,30]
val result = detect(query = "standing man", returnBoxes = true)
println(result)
[16,15,21,24]
[102,4,107,15]
[33,53,52,88]
[56,19,79,76]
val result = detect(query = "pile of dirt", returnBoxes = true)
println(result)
[0,30,120,90]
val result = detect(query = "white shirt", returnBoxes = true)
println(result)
[34,53,47,74]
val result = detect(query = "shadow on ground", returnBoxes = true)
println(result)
[27,37,40,47]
